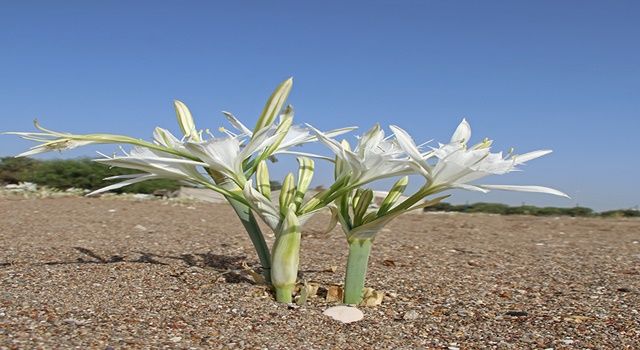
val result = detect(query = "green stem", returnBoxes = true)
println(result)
[274,285,294,303]
[344,239,373,305]
[271,210,301,303]
[227,198,272,284]
[208,170,272,285]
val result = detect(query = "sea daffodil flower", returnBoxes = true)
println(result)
[334,119,568,304]
[390,119,569,199]
[223,112,356,161]
[310,124,414,186]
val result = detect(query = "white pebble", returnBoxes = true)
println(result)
[323,305,364,324]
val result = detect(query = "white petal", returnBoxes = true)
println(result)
[153,128,182,149]
[222,111,253,136]
[450,118,471,144]
[479,184,570,198]
[450,183,490,193]
[87,174,159,196]
[390,125,431,172]
[186,138,241,176]
[275,150,335,162]
[242,180,281,231]
[513,150,552,164]
[307,124,349,156]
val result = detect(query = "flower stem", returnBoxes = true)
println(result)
[343,239,373,305]
[274,284,294,303]
[227,198,272,284]
[209,170,271,285]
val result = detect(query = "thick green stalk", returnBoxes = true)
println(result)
[271,208,301,303]
[208,170,271,284]
[275,285,295,303]
[343,239,373,305]
[227,198,272,284]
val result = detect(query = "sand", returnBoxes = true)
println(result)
[1,196,638,349]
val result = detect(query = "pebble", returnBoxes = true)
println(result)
[403,310,420,320]
[323,306,364,324]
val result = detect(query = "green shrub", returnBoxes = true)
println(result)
[0,157,180,194]
[0,157,38,184]
[423,200,629,218]
[600,209,640,218]
[465,202,509,214]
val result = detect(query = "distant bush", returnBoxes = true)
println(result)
[424,201,627,218]
[0,157,180,194]
[600,209,640,218]
[0,157,38,184]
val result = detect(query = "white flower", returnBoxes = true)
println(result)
[6,122,102,157]
[223,111,355,160]
[390,119,569,197]
[310,124,414,185]
[184,125,279,184]
[90,147,212,195]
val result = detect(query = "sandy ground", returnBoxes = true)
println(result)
[0,196,638,349]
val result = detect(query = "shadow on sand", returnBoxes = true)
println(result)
[41,247,255,284]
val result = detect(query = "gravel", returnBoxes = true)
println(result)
[0,196,639,349]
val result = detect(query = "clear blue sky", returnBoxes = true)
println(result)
[1,1,638,211]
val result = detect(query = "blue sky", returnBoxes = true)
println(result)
[0,1,638,211]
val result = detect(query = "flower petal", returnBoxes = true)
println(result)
[87,174,159,196]
[479,184,570,198]
[450,118,471,144]
[242,180,281,231]
[513,150,552,165]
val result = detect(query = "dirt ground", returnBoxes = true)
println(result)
[0,196,638,349]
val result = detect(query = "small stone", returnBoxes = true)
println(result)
[323,306,364,324]
[562,339,574,345]
[467,260,482,267]
[505,310,528,317]
[403,310,420,320]
[617,287,632,293]
[134,224,147,231]
[170,336,182,342]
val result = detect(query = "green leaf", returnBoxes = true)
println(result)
[353,189,373,227]
[299,174,351,214]
[377,176,409,216]
[348,195,451,240]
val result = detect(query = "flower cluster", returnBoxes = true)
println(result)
[5,78,567,304]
